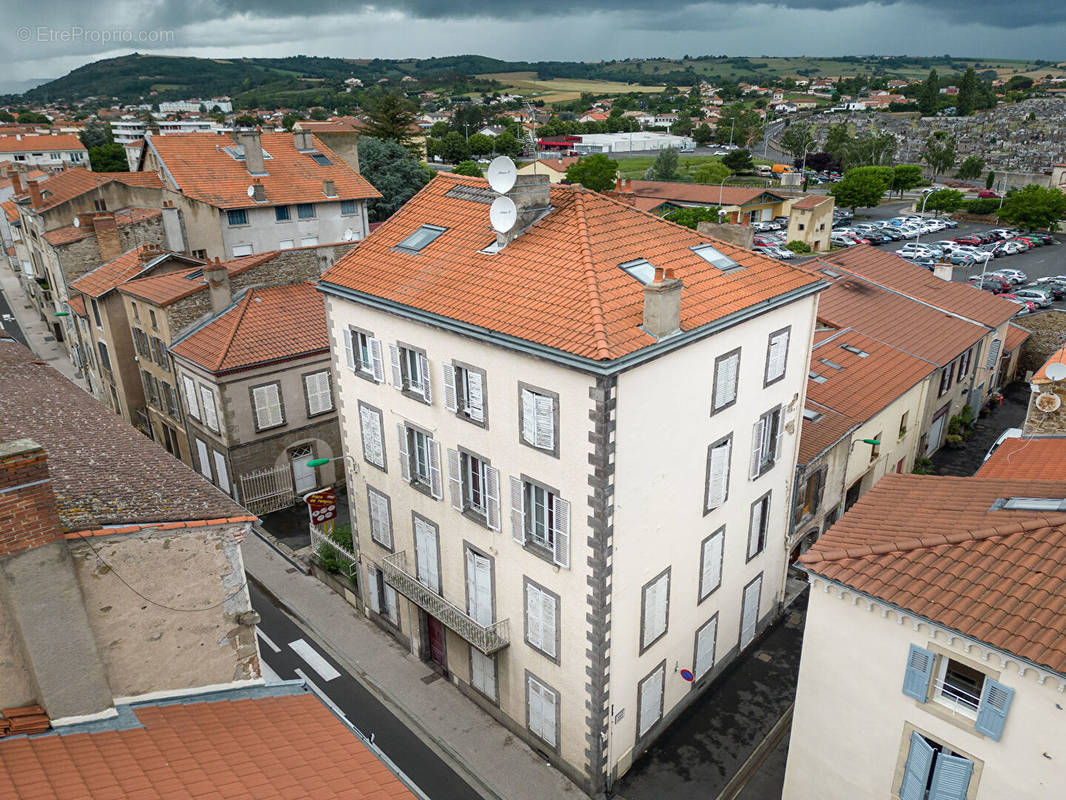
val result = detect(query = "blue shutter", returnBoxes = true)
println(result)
[974,678,1014,741]
[900,732,935,800]
[928,753,973,800]
[902,644,935,702]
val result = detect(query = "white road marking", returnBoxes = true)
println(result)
[255,627,281,653]
[289,638,341,681]
[294,668,348,720]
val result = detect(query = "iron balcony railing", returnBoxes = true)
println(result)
[381,551,509,654]
[933,679,981,718]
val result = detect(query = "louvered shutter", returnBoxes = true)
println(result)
[928,753,973,800]
[414,518,440,593]
[388,344,402,388]
[706,440,730,509]
[510,477,526,543]
[643,574,668,648]
[466,371,484,421]
[902,644,935,702]
[212,451,230,494]
[419,353,432,403]
[750,417,765,478]
[370,338,385,382]
[305,372,332,415]
[984,339,1001,369]
[428,438,443,499]
[528,677,548,744]
[360,407,384,467]
[700,531,723,599]
[471,649,496,700]
[638,668,663,737]
[365,567,381,613]
[541,591,557,658]
[383,584,398,623]
[397,424,411,482]
[447,448,463,511]
[467,551,492,626]
[182,375,200,419]
[899,732,935,800]
[521,389,537,445]
[767,331,788,382]
[715,353,738,409]
[695,618,717,679]
[368,490,392,548]
[534,394,555,450]
[195,439,211,479]
[526,586,544,651]
[551,495,570,569]
[442,363,458,411]
[974,678,1013,740]
[344,328,355,370]
[201,385,220,430]
[740,576,761,648]
[485,466,501,531]
[748,500,764,558]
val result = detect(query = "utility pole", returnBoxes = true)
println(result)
[728,118,735,148]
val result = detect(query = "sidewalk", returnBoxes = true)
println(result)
[241,531,589,800]
[0,267,80,383]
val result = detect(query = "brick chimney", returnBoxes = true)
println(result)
[10,172,22,195]
[75,211,98,229]
[643,267,682,339]
[322,179,336,197]
[203,258,232,314]
[139,244,159,263]
[26,179,43,209]
[293,130,314,151]
[0,440,62,558]
[251,179,266,202]
[496,174,551,248]
[91,212,122,263]
[239,130,266,176]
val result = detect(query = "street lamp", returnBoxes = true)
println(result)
[915,189,935,245]
[799,140,818,192]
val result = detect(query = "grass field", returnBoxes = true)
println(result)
[478,72,667,102]
[613,155,775,182]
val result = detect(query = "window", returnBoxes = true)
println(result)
[232,244,253,257]
[131,327,151,358]
[802,407,823,422]
[935,658,986,719]
[151,336,168,367]
[957,347,973,381]
[839,343,869,357]
[520,386,557,453]
[251,383,283,430]
[740,574,762,649]
[447,449,501,530]
[694,616,718,681]
[340,199,357,215]
[443,362,485,423]
[509,477,570,568]
[365,565,399,625]
[809,370,827,384]
[397,424,442,499]
[704,436,732,512]
[275,205,290,222]
[750,406,782,478]
[141,370,159,407]
[296,203,315,219]
[358,403,386,470]
[212,451,230,494]
[300,235,318,247]
[793,469,824,525]
[227,209,248,226]
[524,580,559,661]
[526,674,558,749]
[748,493,770,560]
[279,239,294,250]
[413,514,439,593]
[97,341,111,371]
[764,327,790,386]
[345,328,384,382]
[192,249,208,260]
[640,569,670,652]
[470,649,497,702]
[149,309,158,329]
[195,438,211,480]
[182,375,200,420]
[900,732,974,800]
[367,486,393,549]
[199,385,221,431]
[938,365,953,397]
[899,412,909,439]
[131,302,139,321]
[712,349,740,413]
[303,371,333,416]
[397,224,446,252]
[90,298,102,327]
[162,382,180,419]
[691,243,740,272]
[637,663,666,738]
[619,258,656,284]
[389,344,431,402]
[699,528,724,601]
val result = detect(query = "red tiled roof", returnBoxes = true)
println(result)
[977,437,1066,480]
[800,473,1066,674]
[0,169,46,191]
[529,158,580,173]
[15,168,163,213]
[626,180,786,208]
[0,691,420,800]
[791,194,832,210]
[69,245,187,299]
[798,401,859,464]
[147,132,381,210]
[1,200,15,223]
[0,134,85,153]
[65,295,86,318]
[819,246,1019,328]
[172,281,328,373]
[1004,322,1030,352]
[120,252,274,306]
[42,207,161,246]
[320,173,824,361]
[1033,343,1066,381]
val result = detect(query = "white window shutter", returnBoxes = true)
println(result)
[212,451,230,494]
[360,407,384,467]
[182,375,200,420]
[388,344,403,389]
[775,409,785,461]
[195,439,211,479]
[442,363,458,411]
[370,337,385,382]
[526,586,543,650]
[749,501,764,557]
[701,531,723,599]
[551,495,570,569]
[750,417,765,479]
[707,440,730,509]
[471,649,496,700]
[510,477,526,544]
[397,424,410,482]
[534,394,555,450]
[201,385,220,430]
[419,353,432,403]
[485,466,501,531]
[466,371,484,421]
[639,668,663,737]
[447,448,463,511]
[344,328,355,371]
[654,575,668,637]
[384,584,398,623]
[365,567,381,613]
[715,353,738,409]
[695,618,717,679]
[428,438,443,499]
[542,592,557,658]
[521,389,537,445]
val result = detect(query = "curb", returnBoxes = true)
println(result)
[713,703,794,800]
[246,569,507,800]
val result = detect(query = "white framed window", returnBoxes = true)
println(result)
[640,569,670,652]
[413,514,439,593]
[525,581,559,660]
[194,438,211,480]
[527,675,558,748]
[397,424,442,499]
[442,362,485,423]
[509,477,570,568]
[199,385,220,432]
[251,383,284,430]
[447,449,501,530]
[358,404,386,469]
[747,493,770,560]
[345,328,385,382]
[764,327,790,386]
[303,370,333,416]
[279,239,294,250]
[389,344,432,403]
[231,243,253,257]
[637,663,665,738]
[712,349,740,413]
[704,436,732,511]
[520,387,556,452]
[300,235,318,247]
[367,487,393,549]
[740,574,762,649]
[694,616,718,680]
[212,450,230,495]
[699,528,724,601]
[470,648,497,702]
[750,405,782,478]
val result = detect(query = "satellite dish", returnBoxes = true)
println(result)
[489,196,517,233]
[487,156,517,194]
[246,185,256,198]
[73,216,80,228]
[342,228,356,242]
[1036,392,1061,413]
[1046,362,1066,381]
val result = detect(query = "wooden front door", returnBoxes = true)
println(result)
[427,615,446,669]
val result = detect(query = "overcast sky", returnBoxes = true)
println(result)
[2,0,1064,88]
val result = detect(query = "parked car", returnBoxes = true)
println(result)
[969,275,1009,293]
[952,245,993,263]
[988,269,1028,284]
[1037,274,1066,284]
[767,245,795,260]
[830,233,857,248]
[1037,282,1066,300]
[977,190,1001,198]
[899,243,941,259]
[953,235,983,246]
[879,228,904,241]
[1001,296,1038,314]
[984,429,1023,462]
[1016,235,1043,247]
[947,253,976,267]
[940,218,959,228]
[1011,287,1053,307]
[1031,232,1057,245]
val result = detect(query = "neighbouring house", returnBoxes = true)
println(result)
[0,133,88,171]
[785,194,834,252]
[623,180,793,224]
[515,158,581,184]
[317,172,825,795]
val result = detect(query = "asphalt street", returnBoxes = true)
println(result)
[250,582,482,800]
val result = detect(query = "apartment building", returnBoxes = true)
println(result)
[783,471,1066,800]
[785,194,834,252]
[318,172,825,794]
[170,279,342,504]
[0,133,88,170]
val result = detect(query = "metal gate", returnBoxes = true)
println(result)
[239,464,295,516]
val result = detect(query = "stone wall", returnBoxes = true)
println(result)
[1015,311,1066,377]
[55,217,165,284]
[226,416,342,483]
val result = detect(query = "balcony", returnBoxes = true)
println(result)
[381,551,510,655]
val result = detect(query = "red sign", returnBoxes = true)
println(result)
[680,669,694,682]
[303,488,338,525]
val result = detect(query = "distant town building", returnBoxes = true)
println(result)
[0,133,88,171]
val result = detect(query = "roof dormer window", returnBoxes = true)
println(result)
[397,224,447,253]
[691,243,740,273]
[619,258,656,284]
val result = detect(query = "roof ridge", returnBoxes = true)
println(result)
[571,190,612,360]
[212,290,256,371]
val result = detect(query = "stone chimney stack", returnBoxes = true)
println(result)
[0,440,63,557]
[293,130,314,151]
[323,179,336,197]
[203,258,232,314]
[496,174,551,248]
[643,267,683,339]
[26,179,43,209]
[933,259,955,282]
[239,130,266,176]
[251,179,266,202]
[160,200,187,252]
[91,212,122,264]
[10,172,22,195]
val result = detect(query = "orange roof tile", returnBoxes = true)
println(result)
[42,207,161,246]
[171,282,328,373]
[120,252,274,306]
[977,437,1066,480]
[625,180,786,208]
[0,169,46,191]
[68,246,192,299]
[791,194,832,210]
[321,173,824,362]
[0,691,421,799]
[1,200,15,223]
[1033,343,1066,381]
[15,168,163,213]
[0,134,85,153]
[65,295,86,319]
[798,401,859,464]
[528,157,581,174]
[147,132,381,210]
[800,473,1066,674]
[1004,322,1030,352]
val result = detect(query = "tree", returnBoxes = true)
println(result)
[565,153,619,193]
[802,152,841,174]
[663,206,722,229]
[281,113,304,131]
[439,131,469,163]
[87,142,128,172]
[829,168,890,212]
[845,131,897,168]
[693,124,714,146]
[1005,75,1034,92]
[79,122,110,150]
[985,170,996,190]
[997,185,1066,232]
[721,149,754,173]
[919,68,939,116]
[779,121,815,160]
[16,111,49,125]
[452,161,483,177]
[0,111,14,123]
[923,189,965,216]
[361,93,419,149]
[692,161,732,185]
[956,67,977,116]
[493,131,522,158]
[824,123,852,163]
[357,137,433,222]
[891,164,924,198]
[647,148,680,181]
[954,155,985,180]
[428,121,450,138]
[308,107,330,121]
[920,131,956,180]
[232,114,260,128]
[671,116,693,137]
[466,133,494,158]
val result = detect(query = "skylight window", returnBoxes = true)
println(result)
[479,239,504,255]
[802,408,823,422]
[691,243,741,272]
[309,152,333,166]
[619,258,657,284]
[1000,497,1066,511]
[221,145,273,162]
[819,358,843,370]
[809,371,827,384]
[184,269,204,280]
[397,224,447,252]
[821,269,841,278]
[840,344,870,357]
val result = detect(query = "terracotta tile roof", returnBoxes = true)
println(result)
[791,194,832,210]
[68,245,189,299]
[528,157,580,173]
[800,473,1066,674]
[819,246,1018,328]
[1032,344,1066,381]
[41,207,161,246]
[0,691,421,799]
[798,401,858,464]
[147,132,381,210]
[120,252,274,306]
[65,295,86,319]
[321,173,824,361]
[625,180,786,208]
[631,196,670,214]
[1004,322,1031,352]
[814,271,986,367]
[15,168,163,213]
[977,437,1066,480]
[0,169,46,191]
[1,200,15,223]
[0,134,85,153]
[0,339,248,532]
[172,281,328,373]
